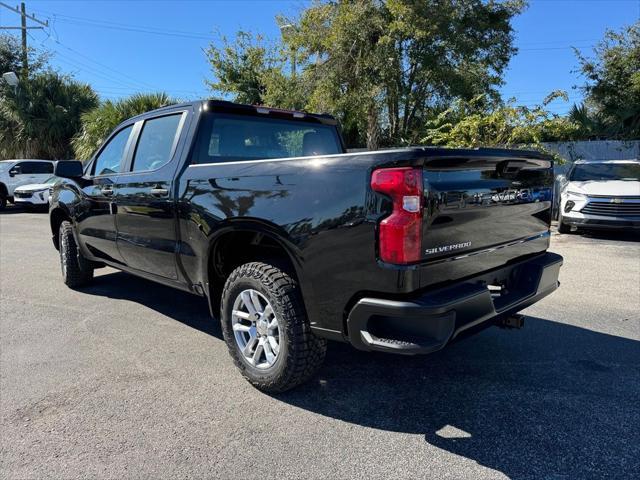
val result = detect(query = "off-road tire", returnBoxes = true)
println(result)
[221,262,327,393]
[59,220,94,288]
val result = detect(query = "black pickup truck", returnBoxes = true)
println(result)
[50,100,562,392]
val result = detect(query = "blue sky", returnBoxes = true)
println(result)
[2,0,638,115]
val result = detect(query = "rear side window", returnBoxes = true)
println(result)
[93,125,133,176]
[131,114,182,172]
[192,113,342,164]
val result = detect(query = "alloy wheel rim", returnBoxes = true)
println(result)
[231,289,281,369]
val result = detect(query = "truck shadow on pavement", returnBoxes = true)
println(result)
[282,317,640,479]
[82,272,639,479]
[84,271,221,338]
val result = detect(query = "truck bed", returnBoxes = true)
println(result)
[178,146,554,338]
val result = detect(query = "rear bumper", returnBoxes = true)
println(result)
[346,252,562,354]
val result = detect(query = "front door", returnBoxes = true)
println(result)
[77,124,135,264]
[114,111,188,279]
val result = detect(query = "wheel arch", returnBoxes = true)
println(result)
[50,206,72,250]
[204,220,306,317]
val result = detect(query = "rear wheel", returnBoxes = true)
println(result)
[59,220,94,288]
[220,262,326,393]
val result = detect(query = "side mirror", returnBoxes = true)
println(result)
[8,167,20,177]
[54,160,84,179]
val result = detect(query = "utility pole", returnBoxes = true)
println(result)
[20,3,28,78]
[0,2,49,80]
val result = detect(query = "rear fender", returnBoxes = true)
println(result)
[202,219,307,315]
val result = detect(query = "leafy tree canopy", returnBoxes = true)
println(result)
[0,33,50,78]
[0,72,98,159]
[423,91,580,158]
[205,0,526,149]
[573,21,640,139]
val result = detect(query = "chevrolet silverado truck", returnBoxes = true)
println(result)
[49,100,563,392]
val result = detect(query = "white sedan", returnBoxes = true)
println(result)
[13,176,59,209]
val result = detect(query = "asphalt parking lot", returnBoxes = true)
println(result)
[1,207,639,479]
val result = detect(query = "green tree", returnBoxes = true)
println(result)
[0,72,98,159]
[205,0,526,149]
[205,31,278,105]
[573,21,640,139]
[72,92,176,160]
[423,91,580,155]
[0,33,50,78]
[296,0,525,148]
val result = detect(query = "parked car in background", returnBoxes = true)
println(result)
[557,159,640,233]
[0,160,55,210]
[49,100,562,392]
[13,176,59,209]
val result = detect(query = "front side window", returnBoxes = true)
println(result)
[13,162,35,174]
[192,113,342,164]
[93,125,133,176]
[131,114,182,172]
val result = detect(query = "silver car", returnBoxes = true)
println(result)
[557,159,640,233]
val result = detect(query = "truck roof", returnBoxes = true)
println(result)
[129,99,338,126]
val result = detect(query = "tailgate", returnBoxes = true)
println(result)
[421,154,554,263]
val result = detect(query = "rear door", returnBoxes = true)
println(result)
[77,124,135,264]
[31,161,54,183]
[114,110,190,279]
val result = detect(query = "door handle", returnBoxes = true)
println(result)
[101,187,114,196]
[150,187,169,197]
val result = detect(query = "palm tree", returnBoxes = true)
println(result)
[0,72,98,159]
[72,92,177,161]
[568,103,607,139]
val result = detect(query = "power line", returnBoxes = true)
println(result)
[27,22,206,98]
[29,31,157,91]
[31,9,215,40]
[23,9,209,97]
[0,1,49,79]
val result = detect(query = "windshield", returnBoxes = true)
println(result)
[569,163,640,182]
[0,162,13,173]
[192,113,343,164]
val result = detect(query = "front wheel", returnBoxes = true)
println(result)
[220,262,327,393]
[557,213,572,234]
[0,195,6,211]
[59,220,94,288]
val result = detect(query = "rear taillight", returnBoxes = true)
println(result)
[371,167,423,264]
